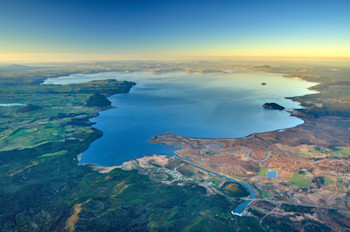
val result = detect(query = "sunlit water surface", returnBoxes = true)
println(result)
[44,71,316,166]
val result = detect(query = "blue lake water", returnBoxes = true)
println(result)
[44,71,317,166]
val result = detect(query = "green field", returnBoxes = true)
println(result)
[38,150,68,158]
[332,146,350,158]
[220,182,250,198]
[288,174,311,188]
[258,167,269,176]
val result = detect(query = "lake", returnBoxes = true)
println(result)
[44,71,317,166]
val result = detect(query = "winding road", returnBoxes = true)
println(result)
[259,202,281,231]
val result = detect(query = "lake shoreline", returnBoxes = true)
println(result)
[72,70,316,177]
[41,69,331,218]
[58,70,313,167]
[42,69,318,170]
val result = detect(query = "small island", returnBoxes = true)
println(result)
[263,102,285,110]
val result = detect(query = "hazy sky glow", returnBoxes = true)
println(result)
[1,0,350,62]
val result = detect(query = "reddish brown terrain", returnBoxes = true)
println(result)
[147,111,350,230]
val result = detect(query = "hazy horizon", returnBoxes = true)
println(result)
[1,55,350,64]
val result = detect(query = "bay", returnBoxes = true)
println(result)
[44,71,317,166]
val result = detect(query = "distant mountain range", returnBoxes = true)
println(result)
[0,64,44,72]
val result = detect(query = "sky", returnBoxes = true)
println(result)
[0,0,350,62]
